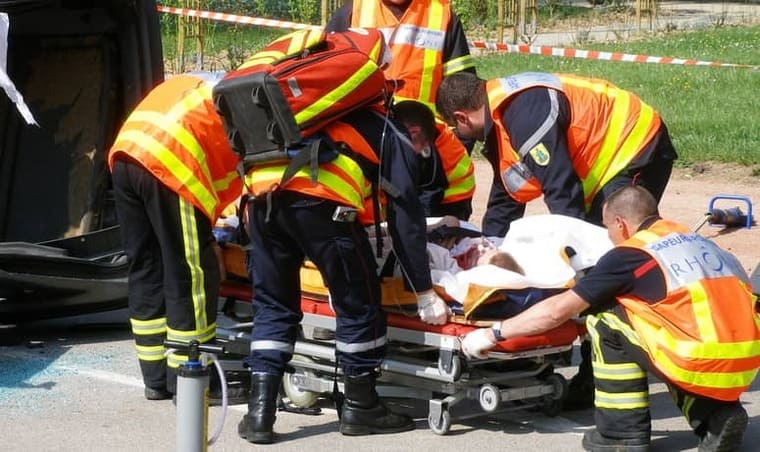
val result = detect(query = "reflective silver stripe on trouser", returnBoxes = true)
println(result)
[336,335,387,354]
[250,340,295,354]
[517,88,559,158]
[587,312,651,438]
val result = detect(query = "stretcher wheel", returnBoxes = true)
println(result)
[428,409,452,435]
[478,384,500,412]
[282,355,320,408]
[541,373,568,417]
[437,353,462,380]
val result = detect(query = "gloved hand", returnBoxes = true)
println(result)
[417,290,449,325]
[461,328,497,359]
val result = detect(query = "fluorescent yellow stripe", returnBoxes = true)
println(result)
[238,51,285,69]
[689,283,718,342]
[114,130,217,219]
[356,0,378,26]
[212,169,241,194]
[593,362,647,381]
[127,109,214,187]
[130,317,167,335]
[294,60,380,127]
[647,343,758,389]
[591,312,644,348]
[633,230,660,243]
[442,54,476,76]
[245,155,369,208]
[594,389,649,409]
[167,323,217,343]
[179,196,208,332]
[419,1,444,105]
[135,344,167,361]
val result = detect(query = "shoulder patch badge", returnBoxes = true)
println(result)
[528,143,550,166]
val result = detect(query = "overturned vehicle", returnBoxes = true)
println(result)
[0,0,163,322]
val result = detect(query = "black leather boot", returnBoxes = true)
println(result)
[339,372,415,436]
[237,372,281,444]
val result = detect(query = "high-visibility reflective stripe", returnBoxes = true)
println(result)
[561,77,655,204]
[294,60,380,127]
[212,169,242,194]
[166,323,217,344]
[421,1,443,104]
[594,389,649,409]
[130,317,167,336]
[388,24,445,50]
[114,130,218,219]
[689,282,718,342]
[135,344,167,362]
[646,345,759,389]
[238,51,286,69]
[250,340,294,354]
[517,89,559,158]
[442,54,476,76]
[179,196,209,333]
[589,311,644,348]
[245,156,369,208]
[443,156,475,201]
[592,362,647,381]
[335,335,387,354]
[167,353,188,369]
[126,109,213,186]
[356,1,379,26]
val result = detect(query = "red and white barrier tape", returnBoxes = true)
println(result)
[157,6,759,71]
[468,42,758,70]
[157,6,319,31]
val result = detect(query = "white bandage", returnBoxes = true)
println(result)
[416,290,449,325]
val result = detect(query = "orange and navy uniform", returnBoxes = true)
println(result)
[481,72,678,236]
[243,108,433,376]
[326,0,476,112]
[108,73,242,393]
[573,216,760,437]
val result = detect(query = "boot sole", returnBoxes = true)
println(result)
[340,422,415,436]
[699,409,748,452]
[240,430,275,444]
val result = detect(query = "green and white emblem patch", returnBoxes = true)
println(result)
[528,143,550,166]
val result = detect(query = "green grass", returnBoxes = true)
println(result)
[475,25,760,167]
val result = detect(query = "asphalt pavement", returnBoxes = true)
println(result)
[2,308,759,452]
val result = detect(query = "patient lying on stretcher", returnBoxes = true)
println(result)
[373,214,613,321]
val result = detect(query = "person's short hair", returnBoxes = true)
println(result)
[487,250,524,274]
[603,185,659,224]
[392,100,437,142]
[435,73,486,124]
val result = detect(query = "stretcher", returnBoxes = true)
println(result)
[213,215,612,434]
[216,269,584,435]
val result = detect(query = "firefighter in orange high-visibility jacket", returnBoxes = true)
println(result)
[108,73,243,401]
[460,186,760,452]
[327,0,479,220]
[392,100,475,220]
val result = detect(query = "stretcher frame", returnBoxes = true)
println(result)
[216,280,582,435]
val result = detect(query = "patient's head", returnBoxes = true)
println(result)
[477,249,524,275]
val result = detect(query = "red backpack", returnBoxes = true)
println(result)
[213,28,390,180]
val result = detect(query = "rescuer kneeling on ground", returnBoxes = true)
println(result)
[461,185,760,452]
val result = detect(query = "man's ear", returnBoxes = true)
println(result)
[452,110,470,126]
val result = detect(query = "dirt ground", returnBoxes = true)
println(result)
[469,159,760,276]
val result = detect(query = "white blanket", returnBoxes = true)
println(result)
[437,215,613,302]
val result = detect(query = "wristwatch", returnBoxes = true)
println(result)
[491,321,505,341]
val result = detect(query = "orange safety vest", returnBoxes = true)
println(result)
[350,0,452,111]
[243,117,385,226]
[616,219,760,401]
[434,124,475,204]
[108,75,242,222]
[487,73,662,210]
